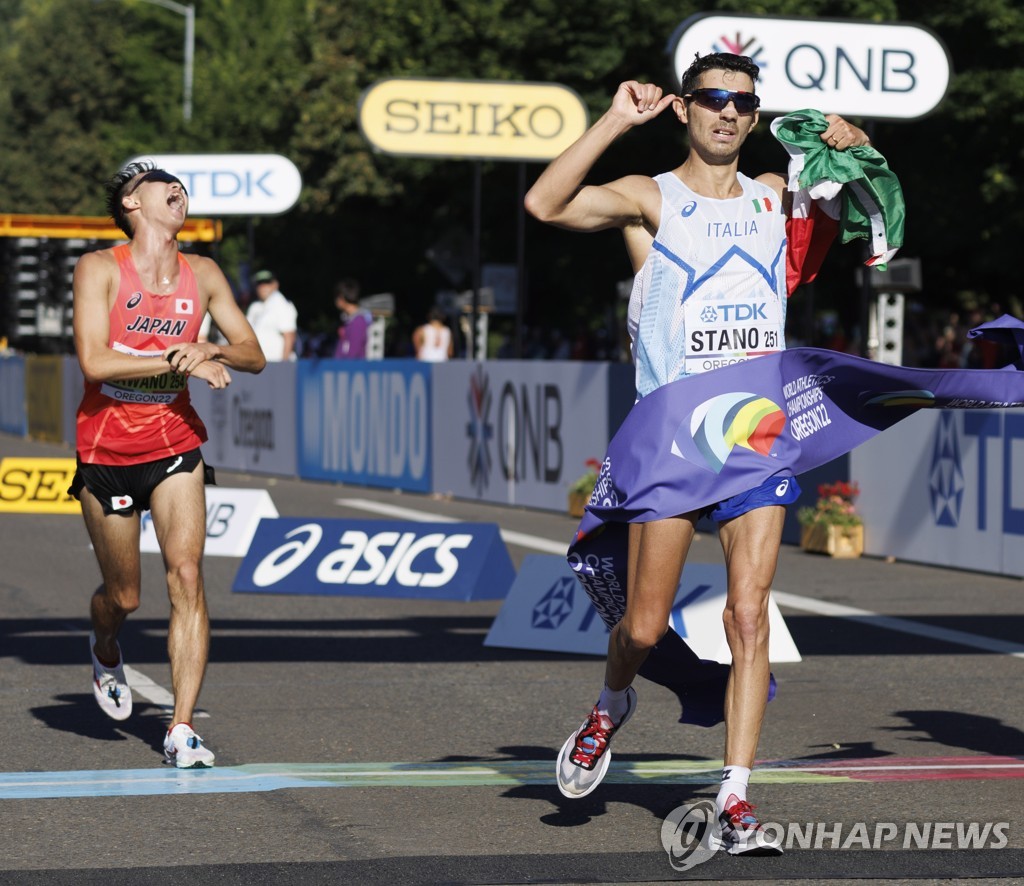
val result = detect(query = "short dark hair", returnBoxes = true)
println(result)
[679,52,759,98]
[334,277,360,303]
[105,160,156,238]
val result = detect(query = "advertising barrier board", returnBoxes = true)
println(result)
[297,359,431,492]
[233,517,515,601]
[485,556,801,663]
[0,355,27,436]
[432,361,612,511]
[25,355,64,443]
[189,360,298,476]
[0,458,80,514]
[853,410,1024,577]
[140,487,278,557]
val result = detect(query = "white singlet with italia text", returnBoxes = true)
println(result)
[627,171,788,399]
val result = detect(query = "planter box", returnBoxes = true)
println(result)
[568,490,589,518]
[800,523,864,558]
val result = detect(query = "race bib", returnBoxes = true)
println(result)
[683,297,783,375]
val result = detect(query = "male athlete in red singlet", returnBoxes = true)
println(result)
[71,161,265,767]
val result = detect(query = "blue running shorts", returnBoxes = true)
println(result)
[700,474,801,523]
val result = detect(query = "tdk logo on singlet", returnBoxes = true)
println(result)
[233,517,515,601]
[701,303,768,322]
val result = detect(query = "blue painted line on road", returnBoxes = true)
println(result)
[4,757,1024,800]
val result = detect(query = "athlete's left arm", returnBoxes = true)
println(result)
[165,256,266,376]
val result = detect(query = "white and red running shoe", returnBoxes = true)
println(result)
[710,794,783,855]
[556,687,636,798]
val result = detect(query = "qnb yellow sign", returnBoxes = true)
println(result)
[0,458,80,514]
[359,79,589,162]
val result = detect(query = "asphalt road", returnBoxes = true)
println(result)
[2,431,1024,886]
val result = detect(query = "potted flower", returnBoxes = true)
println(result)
[568,458,602,518]
[797,480,864,558]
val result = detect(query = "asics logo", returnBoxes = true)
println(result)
[166,456,184,474]
[775,480,789,497]
[251,524,474,589]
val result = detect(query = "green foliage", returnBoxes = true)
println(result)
[1,0,1023,342]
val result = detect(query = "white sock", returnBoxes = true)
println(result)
[596,684,631,724]
[716,764,751,811]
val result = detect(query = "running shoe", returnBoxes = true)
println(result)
[710,794,783,856]
[89,631,132,721]
[163,723,216,769]
[556,686,636,798]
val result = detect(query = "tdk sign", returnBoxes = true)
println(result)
[129,154,302,215]
[233,517,515,601]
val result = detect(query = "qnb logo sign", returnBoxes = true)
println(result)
[670,13,951,120]
[129,154,302,215]
[233,517,516,601]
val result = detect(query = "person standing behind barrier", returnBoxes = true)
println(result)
[334,277,372,359]
[413,307,454,361]
[246,270,297,362]
[70,160,266,768]
[525,53,872,855]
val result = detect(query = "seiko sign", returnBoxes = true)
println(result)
[129,153,302,215]
[669,13,951,120]
[358,78,589,161]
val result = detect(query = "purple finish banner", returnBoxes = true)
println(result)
[568,317,1024,727]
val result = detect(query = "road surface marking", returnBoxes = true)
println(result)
[3,756,1023,799]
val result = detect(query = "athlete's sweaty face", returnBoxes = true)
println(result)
[681,69,759,161]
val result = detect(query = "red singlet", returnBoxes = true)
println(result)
[76,245,207,465]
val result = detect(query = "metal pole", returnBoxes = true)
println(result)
[515,163,526,359]
[859,120,878,357]
[471,160,482,361]
[183,4,194,122]
[126,0,194,122]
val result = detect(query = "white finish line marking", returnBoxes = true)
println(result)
[335,497,570,554]
[771,591,1024,659]
[120,665,210,719]
[337,498,1024,660]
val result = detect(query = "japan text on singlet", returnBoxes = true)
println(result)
[627,172,788,399]
[76,244,208,465]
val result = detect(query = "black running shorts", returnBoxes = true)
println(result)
[68,448,215,517]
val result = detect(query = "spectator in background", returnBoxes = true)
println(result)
[412,307,454,362]
[246,270,297,362]
[334,278,372,359]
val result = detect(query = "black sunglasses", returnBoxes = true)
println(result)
[685,88,760,115]
[128,169,187,195]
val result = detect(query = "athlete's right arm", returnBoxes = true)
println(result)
[72,251,178,384]
[524,81,674,232]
